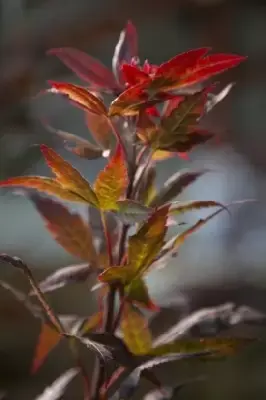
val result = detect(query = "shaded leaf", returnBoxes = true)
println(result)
[85,110,112,149]
[33,264,92,295]
[94,143,128,210]
[30,195,98,263]
[48,81,107,115]
[205,83,234,113]
[112,20,138,83]
[144,378,205,400]
[126,278,159,311]
[79,311,103,335]
[121,303,153,355]
[0,280,43,320]
[35,368,78,400]
[44,122,104,159]
[32,324,61,373]
[115,199,152,224]
[149,170,206,207]
[88,206,119,252]
[48,47,118,91]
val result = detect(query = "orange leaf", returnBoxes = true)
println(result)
[31,195,99,264]
[85,110,112,150]
[121,303,153,355]
[0,176,87,202]
[40,145,99,206]
[32,323,61,373]
[48,81,107,115]
[94,143,128,210]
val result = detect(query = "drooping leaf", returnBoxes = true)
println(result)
[169,200,228,217]
[152,150,189,162]
[126,278,159,311]
[32,323,61,373]
[85,110,113,150]
[112,20,138,83]
[144,378,205,400]
[29,195,99,264]
[134,164,156,206]
[32,264,93,295]
[35,368,78,400]
[47,47,119,91]
[44,122,104,159]
[48,81,108,115]
[40,145,99,206]
[121,303,153,355]
[205,83,235,113]
[94,143,128,210]
[149,170,206,207]
[150,337,253,359]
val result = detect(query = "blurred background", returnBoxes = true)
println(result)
[1,0,266,398]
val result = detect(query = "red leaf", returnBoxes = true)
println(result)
[48,81,107,115]
[157,47,210,75]
[121,64,149,86]
[112,20,138,83]
[47,47,119,91]
[32,324,61,373]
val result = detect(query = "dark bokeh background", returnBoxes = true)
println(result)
[1,0,266,398]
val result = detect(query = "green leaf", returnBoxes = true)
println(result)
[169,200,229,216]
[121,303,153,355]
[150,337,253,359]
[126,278,159,311]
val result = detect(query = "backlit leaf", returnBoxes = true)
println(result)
[48,81,107,115]
[80,311,103,335]
[30,195,98,263]
[32,324,61,373]
[40,145,99,206]
[48,47,119,91]
[94,143,128,210]
[35,368,78,400]
[0,177,86,203]
[121,303,153,355]
[169,200,228,217]
[33,264,92,295]
[149,170,206,207]
[150,337,253,359]
[127,205,170,277]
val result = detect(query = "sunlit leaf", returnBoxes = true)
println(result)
[149,170,206,207]
[80,311,103,335]
[94,143,128,210]
[40,145,99,206]
[150,337,253,359]
[35,368,78,400]
[121,303,153,355]
[127,205,170,277]
[30,195,99,263]
[32,324,61,373]
[48,81,107,115]
[0,177,87,203]
[152,150,189,161]
[48,47,119,91]
[33,264,92,295]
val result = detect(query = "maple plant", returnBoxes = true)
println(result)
[0,20,258,400]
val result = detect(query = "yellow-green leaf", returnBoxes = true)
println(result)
[94,143,128,210]
[121,303,153,355]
